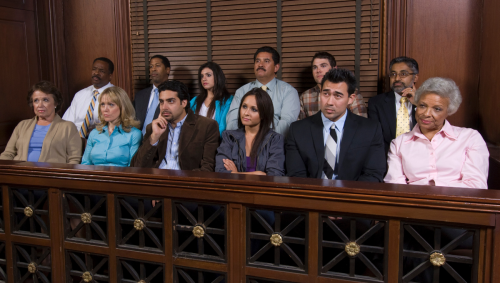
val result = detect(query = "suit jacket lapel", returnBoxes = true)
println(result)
[310,112,325,178]
[411,104,417,129]
[338,111,357,169]
[383,91,397,138]
[178,110,196,157]
[138,86,153,124]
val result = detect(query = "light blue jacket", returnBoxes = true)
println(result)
[190,95,233,136]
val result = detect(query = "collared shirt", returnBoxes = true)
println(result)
[226,78,300,136]
[384,120,489,189]
[81,124,142,167]
[299,85,367,120]
[321,110,347,180]
[158,114,188,170]
[62,82,114,132]
[394,91,413,127]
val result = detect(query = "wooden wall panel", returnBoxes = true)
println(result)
[478,0,500,144]
[63,1,118,98]
[405,0,482,129]
[0,6,40,151]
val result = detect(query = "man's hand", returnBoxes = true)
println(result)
[223,159,238,173]
[401,86,416,105]
[150,116,168,145]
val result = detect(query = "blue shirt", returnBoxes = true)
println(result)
[158,114,188,170]
[226,78,300,136]
[321,110,347,180]
[27,124,51,162]
[81,125,142,166]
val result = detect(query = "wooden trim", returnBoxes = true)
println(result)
[2,186,14,283]
[107,193,117,282]
[48,188,65,280]
[113,0,133,97]
[384,0,408,91]
[387,219,400,283]
[492,214,500,281]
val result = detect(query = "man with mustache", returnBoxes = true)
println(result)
[133,55,171,135]
[131,80,219,171]
[368,56,419,154]
[225,46,300,136]
[63,57,114,138]
[299,51,367,119]
[286,68,385,182]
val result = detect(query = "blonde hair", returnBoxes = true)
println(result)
[96,86,140,133]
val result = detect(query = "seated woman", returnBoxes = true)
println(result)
[215,88,285,176]
[0,81,81,163]
[385,77,489,188]
[81,86,142,166]
[190,62,233,135]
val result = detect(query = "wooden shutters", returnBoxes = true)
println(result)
[130,0,380,100]
[211,0,277,95]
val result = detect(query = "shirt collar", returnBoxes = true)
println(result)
[405,119,456,142]
[102,124,124,134]
[256,77,277,92]
[169,113,188,130]
[92,82,112,93]
[152,84,158,92]
[321,110,347,132]
[313,85,321,93]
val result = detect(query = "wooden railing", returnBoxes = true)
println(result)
[0,160,499,282]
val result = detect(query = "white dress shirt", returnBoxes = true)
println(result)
[62,83,113,132]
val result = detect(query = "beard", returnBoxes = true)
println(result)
[391,79,414,94]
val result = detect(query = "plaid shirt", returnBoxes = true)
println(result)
[298,85,368,120]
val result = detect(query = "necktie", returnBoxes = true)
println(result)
[80,90,99,138]
[261,85,267,91]
[323,124,337,179]
[142,88,159,135]
[396,97,410,137]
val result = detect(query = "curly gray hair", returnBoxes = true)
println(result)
[414,77,462,115]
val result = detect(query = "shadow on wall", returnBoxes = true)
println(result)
[170,66,198,99]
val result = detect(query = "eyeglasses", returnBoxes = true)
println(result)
[389,71,415,79]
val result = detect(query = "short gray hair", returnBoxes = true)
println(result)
[414,77,462,115]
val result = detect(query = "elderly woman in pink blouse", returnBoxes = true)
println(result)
[385,77,489,188]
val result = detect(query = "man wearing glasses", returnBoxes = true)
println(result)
[368,56,419,154]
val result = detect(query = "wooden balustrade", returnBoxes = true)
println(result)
[0,160,499,282]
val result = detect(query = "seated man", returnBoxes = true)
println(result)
[299,51,367,119]
[131,80,219,171]
[286,68,386,182]
[226,46,299,136]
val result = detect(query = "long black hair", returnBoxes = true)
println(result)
[237,88,274,163]
[195,62,231,118]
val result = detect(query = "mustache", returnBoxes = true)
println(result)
[92,75,100,80]
[161,111,171,116]
[257,67,266,71]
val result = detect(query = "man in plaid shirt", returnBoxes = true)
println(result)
[299,52,367,120]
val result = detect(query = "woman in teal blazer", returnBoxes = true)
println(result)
[190,62,233,135]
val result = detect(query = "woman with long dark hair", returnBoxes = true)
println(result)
[215,88,285,176]
[190,62,233,135]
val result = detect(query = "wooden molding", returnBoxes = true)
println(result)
[113,0,133,98]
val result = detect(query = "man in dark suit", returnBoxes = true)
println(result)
[368,56,419,154]
[131,80,219,171]
[133,55,171,135]
[286,68,386,182]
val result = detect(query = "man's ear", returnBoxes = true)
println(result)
[181,99,188,108]
[274,63,280,74]
[348,93,356,105]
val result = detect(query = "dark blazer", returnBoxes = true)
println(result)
[367,91,416,154]
[133,86,160,130]
[285,111,386,182]
[130,109,220,171]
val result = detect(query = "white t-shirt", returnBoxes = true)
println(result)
[198,103,215,119]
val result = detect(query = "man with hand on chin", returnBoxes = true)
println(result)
[130,80,219,171]
[368,56,419,154]
[63,57,114,138]
[226,46,299,136]
[286,68,385,182]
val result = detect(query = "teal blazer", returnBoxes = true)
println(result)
[190,96,233,136]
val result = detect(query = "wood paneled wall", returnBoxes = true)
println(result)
[479,0,500,145]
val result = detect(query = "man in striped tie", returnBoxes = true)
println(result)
[285,68,386,182]
[62,57,114,137]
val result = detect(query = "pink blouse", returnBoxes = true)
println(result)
[384,120,489,189]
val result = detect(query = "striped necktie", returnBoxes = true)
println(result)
[323,124,337,179]
[80,90,99,138]
[396,97,410,137]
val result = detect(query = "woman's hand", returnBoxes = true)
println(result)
[223,159,238,172]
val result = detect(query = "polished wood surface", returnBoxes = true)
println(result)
[0,160,499,281]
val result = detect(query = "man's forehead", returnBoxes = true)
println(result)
[390,62,412,71]
[150,58,164,66]
[256,52,273,61]
[322,81,348,93]
[312,58,331,66]
[159,90,178,99]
